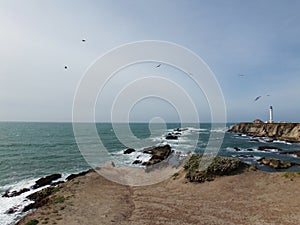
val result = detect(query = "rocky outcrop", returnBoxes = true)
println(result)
[228,123,300,142]
[2,188,30,198]
[23,187,56,212]
[184,155,250,183]
[142,145,172,166]
[280,151,300,158]
[257,158,295,169]
[66,169,92,181]
[32,174,62,189]
[124,148,135,154]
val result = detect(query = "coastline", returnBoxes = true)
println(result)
[228,122,300,142]
[15,158,300,225]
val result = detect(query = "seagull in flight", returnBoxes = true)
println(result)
[156,64,161,68]
[64,65,68,70]
[238,74,245,77]
[82,39,86,42]
[254,96,262,101]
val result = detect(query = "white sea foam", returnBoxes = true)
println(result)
[0,177,54,225]
[273,140,292,145]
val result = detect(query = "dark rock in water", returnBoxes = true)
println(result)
[247,148,254,151]
[66,170,91,181]
[257,157,294,169]
[280,151,300,158]
[234,147,241,151]
[165,134,178,140]
[2,188,30,198]
[257,146,282,152]
[236,154,254,158]
[6,206,19,214]
[184,155,250,183]
[174,128,188,132]
[33,174,61,189]
[142,145,172,166]
[132,160,142,164]
[249,139,259,142]
[124,148,135,154]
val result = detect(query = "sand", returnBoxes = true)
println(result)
[17,168,300,225]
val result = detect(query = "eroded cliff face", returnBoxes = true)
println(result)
[228,123,300,142]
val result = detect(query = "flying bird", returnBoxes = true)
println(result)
[238,74,245,77]
[266,94,270,97]
[156,64,161,68]
[254,96,262,101]
[82,39,86,42]
[64,66,68,70]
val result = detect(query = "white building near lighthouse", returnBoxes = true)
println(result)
[269,106,273,123]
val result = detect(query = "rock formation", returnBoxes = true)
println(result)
[228,123,300,142]
[184,155,250,183]
[32,174,62,189]
[257,158,295,169]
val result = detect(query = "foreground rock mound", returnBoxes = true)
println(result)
[184,155,250,183]
[228,122,300,142]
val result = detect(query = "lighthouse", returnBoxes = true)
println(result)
[269,106,273,123]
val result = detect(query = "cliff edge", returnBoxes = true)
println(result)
[228,122,300,142]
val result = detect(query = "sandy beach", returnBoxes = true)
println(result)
[17,166,300,225]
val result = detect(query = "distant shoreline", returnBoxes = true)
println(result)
[228,122,300,142]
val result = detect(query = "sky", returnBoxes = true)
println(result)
[0,0,299,123]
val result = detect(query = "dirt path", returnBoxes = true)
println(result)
[17,169,300,225]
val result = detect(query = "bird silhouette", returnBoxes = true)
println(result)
[238,74,245,77]
[64,66,68,70]
[156,64,161,68]
[82,39,86,42]
[254,96,262,101]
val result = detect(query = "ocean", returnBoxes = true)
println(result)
[1,122,300,225]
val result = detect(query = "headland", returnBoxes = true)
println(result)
[228,122,300,142]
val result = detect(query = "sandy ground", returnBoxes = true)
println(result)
[17,168,300,225]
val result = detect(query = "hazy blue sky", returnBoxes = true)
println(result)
[0,0,299,122]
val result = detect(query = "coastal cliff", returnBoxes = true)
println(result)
[228,123,300,142]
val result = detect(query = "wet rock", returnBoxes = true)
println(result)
[32,174,62,189]
[257,146,282,152]
[165,134,178,140]
[249,139,259,142]
[257,157,294,169]
[6,206,19,214]
[236,154,254,158]
[66,170,91,181]
[174,128,188,132]
[2,188,30,198]
[132,160,142,164]
[234,147,241,151]
[280,151,300,158]
[124,148,135,154]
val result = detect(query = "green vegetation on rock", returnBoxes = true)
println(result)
[25,219,39,225]
[184,155,250,183]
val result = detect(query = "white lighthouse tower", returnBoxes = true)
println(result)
[269,106,273,123]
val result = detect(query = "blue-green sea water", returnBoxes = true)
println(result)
[1,122,300,225]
